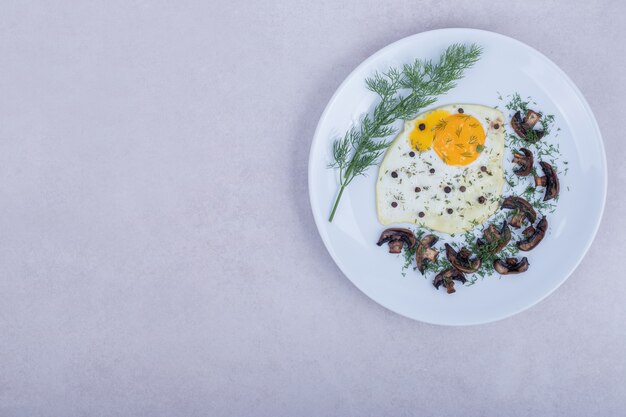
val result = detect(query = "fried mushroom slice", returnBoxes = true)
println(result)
[376,228,417,254]
[477,221,511,255]
[512,148,534,177]
[517,217,548,251]
[445,244,481,273]
[534,161,560,201]
[510,109,545,142]
[501,196,537,228]
[433,268,467,294]
[415,234,439,274]
[493,257,530,275]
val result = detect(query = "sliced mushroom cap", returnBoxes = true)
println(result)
[477,221,511,254]
[501,196,537,228]
[415,234,439,274]
[512,148,534,177]
[433,267,467,294]
[510,110,545,142]
[376,228,417,254]
[445,244,481,273]
[493,257,530,275]
[517,217,548,251]
[534,161,560,201]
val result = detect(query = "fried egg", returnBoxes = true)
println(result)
[376,104,505,234]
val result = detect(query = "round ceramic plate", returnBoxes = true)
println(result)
[308,28,606,325]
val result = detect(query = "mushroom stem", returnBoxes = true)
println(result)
[415,235,439,274]
[524,110,542,129]
[534,175,547,187]
[510,210,525,229]
[388,241,404,254]
[424,247,438,260]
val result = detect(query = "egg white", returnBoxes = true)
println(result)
[376,104,505,234]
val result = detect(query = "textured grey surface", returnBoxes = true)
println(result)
[0,1,624,416]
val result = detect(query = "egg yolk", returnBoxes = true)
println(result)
[409,109,450,152]
[432,114,486,166]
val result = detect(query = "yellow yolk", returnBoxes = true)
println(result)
[409,109,450,152]
[432,114,486,166]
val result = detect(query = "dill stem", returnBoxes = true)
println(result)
[328,184,346,222]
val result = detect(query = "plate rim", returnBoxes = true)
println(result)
[307,28,607,326]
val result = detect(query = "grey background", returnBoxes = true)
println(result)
[0,0,624,416]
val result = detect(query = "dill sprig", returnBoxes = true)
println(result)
[328,43,483,222]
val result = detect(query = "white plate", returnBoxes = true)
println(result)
[308,28,607,325]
